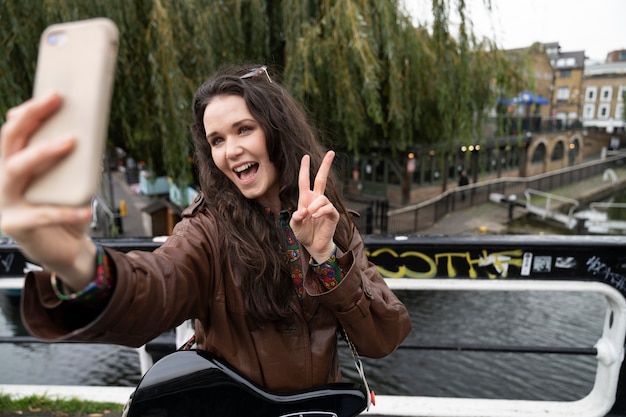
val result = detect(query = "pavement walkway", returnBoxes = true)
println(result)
[91,171,154,238]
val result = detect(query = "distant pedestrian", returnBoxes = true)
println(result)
[458,170,469,201]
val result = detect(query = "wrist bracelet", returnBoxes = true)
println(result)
[51,244,108,301]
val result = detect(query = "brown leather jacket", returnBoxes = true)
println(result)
[21,195,411,392]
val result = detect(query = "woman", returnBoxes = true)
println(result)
[0,64,411,392]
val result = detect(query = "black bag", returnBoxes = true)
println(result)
[122,349,368,417]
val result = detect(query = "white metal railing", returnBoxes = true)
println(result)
[579,202,626,234]
[0,277,24,291]
[361,278,626,417]
[1,277,625,416]
[91,195,118,237]
[524,188,580,229]
[589,202,626,211]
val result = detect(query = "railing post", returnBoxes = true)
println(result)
[365,205,373,234]
[381,199,389,234]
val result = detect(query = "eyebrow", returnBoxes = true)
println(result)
[205,119,256,140]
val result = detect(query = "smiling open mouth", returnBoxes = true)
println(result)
[234,162,259,181]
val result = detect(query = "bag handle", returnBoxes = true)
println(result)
[342,328,374,410]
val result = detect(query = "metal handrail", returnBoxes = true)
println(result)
[589,202,626,211]
[374,278,626,417]
[385,153,626,234]
[91,195,117,237]
[388,155,624,216]
[2,281,615,417]
[524,188,579,228]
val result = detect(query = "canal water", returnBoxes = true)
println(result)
[0,287,606,402]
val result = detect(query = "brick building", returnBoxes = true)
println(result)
[526,42,554,121]
[582,57,626,134]
[544,43,586,129]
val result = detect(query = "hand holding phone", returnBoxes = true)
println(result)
[25,18,118,206]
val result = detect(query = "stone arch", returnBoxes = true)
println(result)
[530,141,547,164]
[522,131,586,177]
[551,140,565,161]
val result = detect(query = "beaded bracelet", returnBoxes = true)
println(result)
[51,244,111,303]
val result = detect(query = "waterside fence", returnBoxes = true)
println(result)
[377,153,626,234]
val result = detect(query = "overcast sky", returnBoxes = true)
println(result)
[403,0,626,62]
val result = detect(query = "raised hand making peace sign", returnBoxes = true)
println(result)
[290,150,340,263]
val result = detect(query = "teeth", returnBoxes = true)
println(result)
[234,162,255,173]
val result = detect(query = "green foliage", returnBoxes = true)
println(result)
[0,0,529,185]
[0,393,123,415]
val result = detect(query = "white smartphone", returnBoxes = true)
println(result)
[25,18,119,206]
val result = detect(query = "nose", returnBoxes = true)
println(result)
[225,136,242,160]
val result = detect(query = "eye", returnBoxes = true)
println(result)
[209,136,224,147]
[239,125,253,135]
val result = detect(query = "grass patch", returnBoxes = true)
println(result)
[0,394,123,415]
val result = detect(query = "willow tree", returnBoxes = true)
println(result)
[420,0,530,191]
[0,0,528,195]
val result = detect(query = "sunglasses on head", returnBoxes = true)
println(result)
[240,65,273,83]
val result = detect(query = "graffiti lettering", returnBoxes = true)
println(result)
[0,253,14,273]
[24,262,43,274]
[477,250,524,278]
[369,248,436,278]
[367,247,524,279]
[587,256,626,293]
[435,252,476,278]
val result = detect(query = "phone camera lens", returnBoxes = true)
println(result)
[46,32,67,46]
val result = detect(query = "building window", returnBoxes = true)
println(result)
[618,86,626,102]
[583,104,595,119]
[598,104,610,119]
[585,87,597,102]
[560,69,571,78]
[557,87,570,101]
[616,104,624,120]
[600,86,613,101]
[556,57,576,67]
[545,47,559,56]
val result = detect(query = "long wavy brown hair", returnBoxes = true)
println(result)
[190,64,355,324]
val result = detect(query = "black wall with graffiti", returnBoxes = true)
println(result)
[2,235,626,295]
[365,235,626,294]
